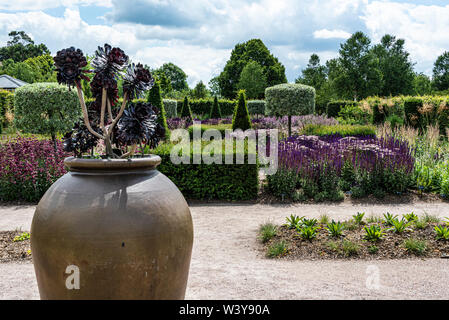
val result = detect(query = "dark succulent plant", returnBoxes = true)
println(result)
[63,120,101,156]
[114,102,163,147]
[53,47,89,88]
[123,63,154,99]
[90,44,128,104]
[54,43,164,158]
[87,99,103,124]
[90,72,119,105]
[91,44,129,74]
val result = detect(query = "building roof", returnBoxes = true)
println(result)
[0,75,28,89]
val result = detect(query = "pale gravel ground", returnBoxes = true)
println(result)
[1,202,449,300]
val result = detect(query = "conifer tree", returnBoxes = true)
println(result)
[232,90,252,131]
[148,80,169,139]
[180,96,193,119]
[210,96,222,119]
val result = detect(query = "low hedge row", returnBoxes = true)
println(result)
[301,124,376,137]
[187,124,232,139]
[175,98,236,117]
[327,100,357,118]
[152,143,259,201]
[247,100,266,115]
[358,96,449,133]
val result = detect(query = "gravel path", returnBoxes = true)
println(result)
[1,201,449,300]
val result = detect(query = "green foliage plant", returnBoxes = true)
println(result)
[259,223,277,243]
[14,82,81,151]
[265,83,315,137]
[266,241,287,258]
[434,225,449,240]
[325,220,345,238]
[363,225,385,242]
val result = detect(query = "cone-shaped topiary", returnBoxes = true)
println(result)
[210,96,222,119]
[180,96,193,119]
[148,80,169,139]
[232,90,252,131]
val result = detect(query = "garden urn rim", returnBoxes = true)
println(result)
[64,155,162,173]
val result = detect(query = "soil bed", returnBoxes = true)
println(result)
[262,221,449,260]
[0,231,31,263]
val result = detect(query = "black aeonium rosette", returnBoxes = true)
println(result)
[53,47,89,88]
[91,44,129,105]
[63,120,101,156]
[151,122,166,149]
[122,63,154,99]
[114,102,163,147]
[91,44,128,74]
[90,72,119,106]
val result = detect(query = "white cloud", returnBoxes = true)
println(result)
[134,44,230,86]
[0,0,112,11]
[0,0,448,83]
[362,1,449,74]
[313,29,352,39]
[0,8,227,86]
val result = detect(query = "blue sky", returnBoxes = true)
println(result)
[0,0,448,87]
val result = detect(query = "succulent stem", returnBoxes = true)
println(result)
[75,83,104,140]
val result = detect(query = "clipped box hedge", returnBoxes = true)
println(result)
[187,124,232,139]
[265,83,315,116]
[163,99,177,118]
[14,83,81,136]
[152,143,259,201]
[247,100,266,115]
[175,98,236,116]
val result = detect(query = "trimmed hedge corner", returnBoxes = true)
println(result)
[152,143,259,201]
[14,83,81,137]
[247,100,266,115]
[175,98,236,116]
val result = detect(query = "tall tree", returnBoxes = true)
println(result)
[191,81,208,99]
[148,80,169,139]
[24,54,56,82]
[330,31,382,100]
[296,54,331,114]
[218,39,287,99]
[0,59,38,83]
[153,62,188,92]
[295,54,327,89]
[413,73,432,95]
[237,61,267,99]
[433,51,449,91]
[208,76,221,97]
[0,31,50,62]
[371,34,414,96]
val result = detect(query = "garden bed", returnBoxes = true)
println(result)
[0,231,31,263]
[259,214,449,260]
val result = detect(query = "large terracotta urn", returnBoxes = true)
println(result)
[30,156,193,300]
